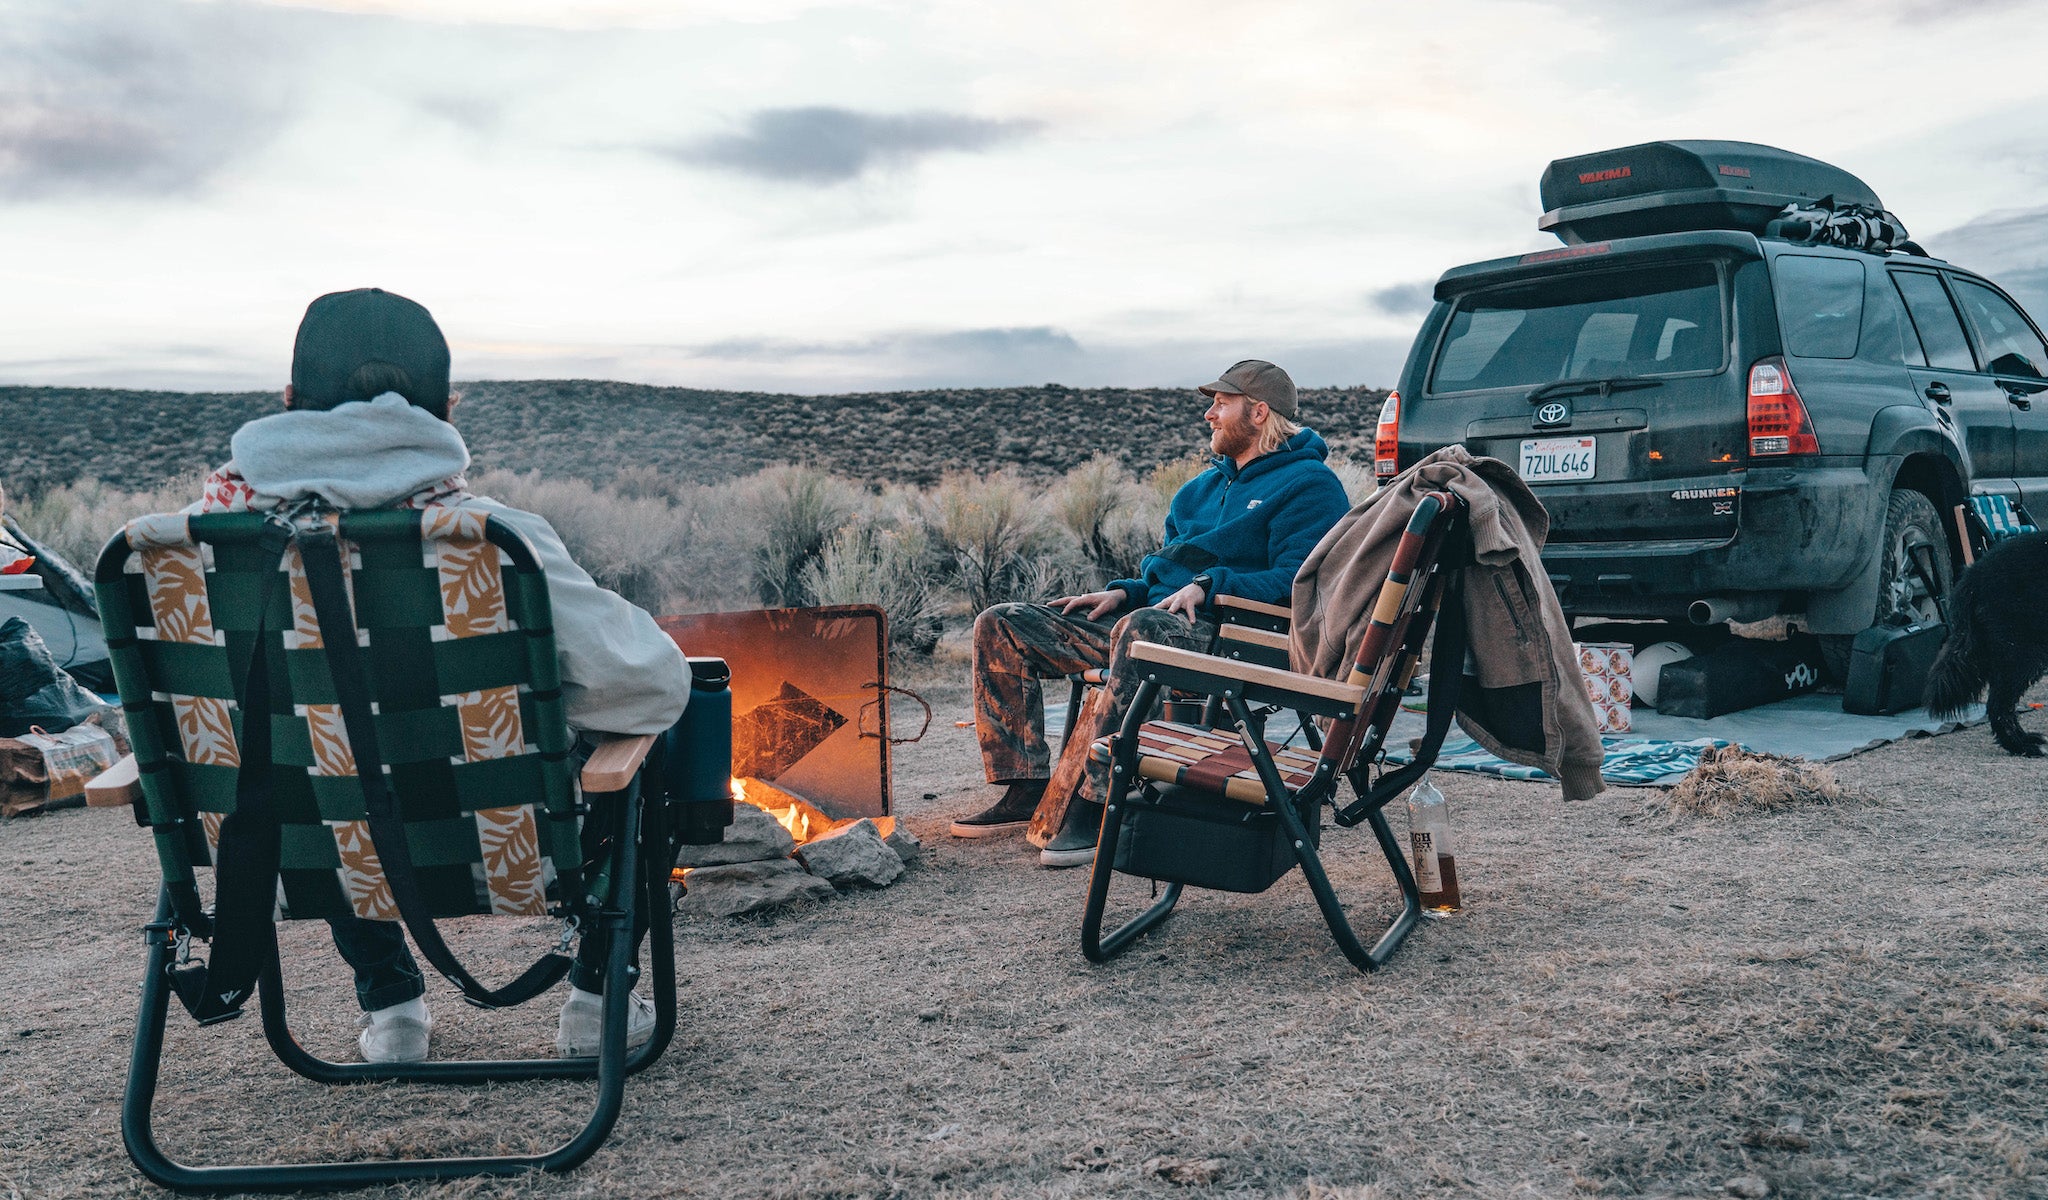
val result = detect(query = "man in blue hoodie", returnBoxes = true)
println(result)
[952,360,1353,867]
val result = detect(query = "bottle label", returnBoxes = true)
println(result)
[1409,829,1442,892]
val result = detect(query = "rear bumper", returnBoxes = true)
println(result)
[1538,462,1886,618]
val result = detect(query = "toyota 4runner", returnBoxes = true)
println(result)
[1377,140,2048,658]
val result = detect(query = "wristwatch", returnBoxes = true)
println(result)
[1190,573,1214,599]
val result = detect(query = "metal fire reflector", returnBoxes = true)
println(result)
[655,605,891,820]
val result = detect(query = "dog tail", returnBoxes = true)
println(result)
[1924,565,1985,718]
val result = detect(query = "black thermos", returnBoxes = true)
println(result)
[675,656,734,845]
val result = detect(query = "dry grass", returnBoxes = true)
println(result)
[1664,745,1870,819]
[4,674,2046,1199]
[2,473,208,569]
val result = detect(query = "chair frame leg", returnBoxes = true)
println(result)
[122,782,669,1191]
[1081,678,1184,961]
[1228,692,1420,973]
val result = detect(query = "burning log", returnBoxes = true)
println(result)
[729,777,895,846]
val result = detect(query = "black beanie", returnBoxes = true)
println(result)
[290,288,451,417]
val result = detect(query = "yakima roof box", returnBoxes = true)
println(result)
[1538,140,1883,245]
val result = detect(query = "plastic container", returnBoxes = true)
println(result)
[1405,776,1462,915]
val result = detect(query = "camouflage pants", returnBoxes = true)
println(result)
[972,602,1212,808]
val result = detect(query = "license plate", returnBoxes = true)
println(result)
[1519,436,1596,483]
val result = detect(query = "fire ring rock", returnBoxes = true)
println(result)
[676,859,834,918]
[797,818,906,888]
[674,801,794,867]
[884,823,922,866]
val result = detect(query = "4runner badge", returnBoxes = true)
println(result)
[1535,401,1570,427]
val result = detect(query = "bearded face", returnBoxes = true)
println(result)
[1206,394,1260,460]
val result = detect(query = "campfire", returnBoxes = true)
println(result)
[669,775,904,903]
[728,776,895,846]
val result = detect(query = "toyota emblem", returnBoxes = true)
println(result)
[1536,401,1569,426]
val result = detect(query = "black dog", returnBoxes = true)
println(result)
[1925,531,2048,755]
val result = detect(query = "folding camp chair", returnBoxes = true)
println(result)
[89,505,699,1191]
[1056,594,1315,753]
[1080,491,1470,974]
[1953,494,2039,565]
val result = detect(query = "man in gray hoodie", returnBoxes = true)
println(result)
[195,288,691,1064]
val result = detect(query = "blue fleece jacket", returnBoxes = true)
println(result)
[1108,428,1352,608]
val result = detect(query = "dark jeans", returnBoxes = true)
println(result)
[328,723,679,1011]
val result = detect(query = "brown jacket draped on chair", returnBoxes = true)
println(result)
[1290,446,1607,801]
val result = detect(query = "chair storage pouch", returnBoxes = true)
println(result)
[1113,783,1320,894]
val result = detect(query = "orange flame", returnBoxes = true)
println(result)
[728,776,893,846]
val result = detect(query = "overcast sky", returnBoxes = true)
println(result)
[7,0,2048,394]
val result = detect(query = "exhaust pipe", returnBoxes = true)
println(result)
[1688,596,1779,625]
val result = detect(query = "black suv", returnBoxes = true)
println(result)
[1379,140,2048,652]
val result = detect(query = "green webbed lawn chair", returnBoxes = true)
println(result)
[91,503,693,1191]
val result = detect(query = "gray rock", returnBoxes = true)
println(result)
[676,859,834,917]
[797,818,905,888]
[1723,1176,1770,1199]
[673,801,794,867]
[884,823,923,866]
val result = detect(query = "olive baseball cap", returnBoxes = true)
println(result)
[291,287,451,417]
[1197,359,1297,419]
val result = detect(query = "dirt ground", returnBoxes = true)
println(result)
[4,673,2046,1200]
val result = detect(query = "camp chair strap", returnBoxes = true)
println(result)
[297,525,573,1010]
[166,520,291,1025]
[1348,572,1468,819]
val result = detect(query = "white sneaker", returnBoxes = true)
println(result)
[357,999,432,1064]
[555,987,657,1058]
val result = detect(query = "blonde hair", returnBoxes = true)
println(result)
[1255,410,1302,458]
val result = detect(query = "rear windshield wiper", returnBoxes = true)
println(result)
[1527,377,1665,405]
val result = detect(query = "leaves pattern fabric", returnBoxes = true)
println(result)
[171,695,240,767]
[139,546,222,646]
[303,703,358,777]
[433,536,510,639]
[473,805,547,915]
[328,819,398,920]
[452,686,526,762]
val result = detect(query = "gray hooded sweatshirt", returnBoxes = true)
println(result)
[222,394,690,736]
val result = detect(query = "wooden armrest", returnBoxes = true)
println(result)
[580,734,658,793]
[1217,624,1290,655]
[1129,641,1364,707]
[86,754,140,808]
[1212,595,1291,620]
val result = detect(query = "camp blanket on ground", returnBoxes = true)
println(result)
[1382,693,1988,788]
[1042,692,1985,789]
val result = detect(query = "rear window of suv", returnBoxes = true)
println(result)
[1430,262,1724,394]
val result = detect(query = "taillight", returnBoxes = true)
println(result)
[1374,391,1401,482]
[1747,357,1818,456]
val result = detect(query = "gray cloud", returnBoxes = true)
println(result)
[661,107,1042,185]
[0,2,292,200]
[1369,280,1437,316]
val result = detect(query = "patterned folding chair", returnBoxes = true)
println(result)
[1080,492,1470,974]
[1056,594,1313,754]
[89,505,696,1191]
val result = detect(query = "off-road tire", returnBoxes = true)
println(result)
[1818,488,1953,680]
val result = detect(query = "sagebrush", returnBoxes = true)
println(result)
[11,454,1371,662]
